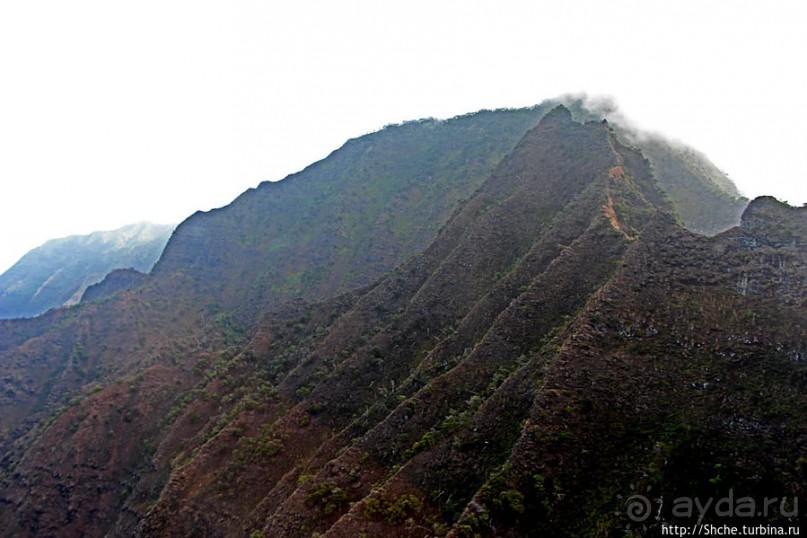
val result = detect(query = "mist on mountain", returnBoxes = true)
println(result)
[0,222,174,319]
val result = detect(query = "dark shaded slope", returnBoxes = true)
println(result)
[451,200,805,536]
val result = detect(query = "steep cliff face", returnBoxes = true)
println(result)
[0,104,797,537]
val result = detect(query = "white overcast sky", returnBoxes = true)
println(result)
[1,0,806,273]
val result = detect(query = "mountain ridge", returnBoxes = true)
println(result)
[0,102,801,536]
[0,222,174,319]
